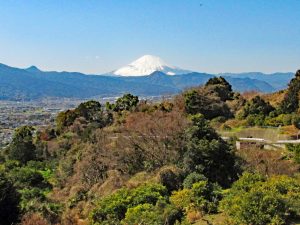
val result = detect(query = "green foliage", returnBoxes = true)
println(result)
[2,160,55,219]
[280,70,300,113]
[246,114,265,126]
[292,114,300,129]
[191,181,222,213]
[18,187,47,211]
[56,100,109,134]
[182,114,240,187]
[170,188,193,210]
[205,76,234,101]
[242,96,274,118]
[107,94,139,112]
[264,113,293,127]
[184,90,232,119]
[75,100,102,121]
[0,172,20,225]
[7,126,36,164]
[158,169,183,193]
[56,109,78,133]
[286,144,300,164]
[220,173,300,225]
[171,181,222,214]
[183,172,207,189]
[7,166,51,190]
[90,183,168,224]
[122,203,164,225]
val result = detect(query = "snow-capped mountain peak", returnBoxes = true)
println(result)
[113,55,190,76]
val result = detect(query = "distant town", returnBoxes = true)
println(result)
[0,96,167,147]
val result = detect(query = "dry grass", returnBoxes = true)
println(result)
[219,126,290,142]
[193,213,227,225]
[238,148,299,176]
[263,90,286,107]
[242,91,262,100]
[281,125,299,136]
[187,210,203,223]
[20,213,51,225]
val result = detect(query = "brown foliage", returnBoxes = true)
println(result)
[263,90,286,107]
[20,213,51,225]
[242,91,262,100]
[238,148,299,176]
[117,109,189,171]
[187,210,203,223]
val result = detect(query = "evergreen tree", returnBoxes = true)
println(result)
[8,126,36,164]
[280,70,300,113]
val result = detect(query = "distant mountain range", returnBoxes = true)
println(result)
[0,55,294,100]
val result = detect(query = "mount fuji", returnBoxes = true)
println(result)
[112,55,191,76]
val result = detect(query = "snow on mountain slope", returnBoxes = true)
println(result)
[113,55,191,76]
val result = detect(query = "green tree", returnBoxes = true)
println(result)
[75,100,102,122]
[184,90,232,119]
[280,70,300,113]
[220,173,300,225]
[170,181,222,214]
[182,114,240,187]
[286,143,300,164]
[8,126,36,164]
[183,172,207,189]
[158,168,183,193]
[292,114,300,129]
[90,183,168,224]
[205,76,234,101]
[242,96,274,118]
[7,167,51,190]
[113,94,139,112]
[56,109,77,133]
[122,204,164,225]
[0,172,20,225]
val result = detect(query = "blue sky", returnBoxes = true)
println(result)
[0,0,299,74]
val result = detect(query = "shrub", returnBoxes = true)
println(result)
[286,144,300,164]
[292,114,300,129]
[170,189,193,210]
[171,181,222,214]
[121,203,163,225]
[8,167,51,190]
[90,183,168,224]
[183,172,207,189]
[158,168,183,193]
[220,173,300,225]
[191,181,222,213]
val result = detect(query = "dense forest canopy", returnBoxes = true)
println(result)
[0,71,300,225]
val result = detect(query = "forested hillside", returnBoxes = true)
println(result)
[0,71,300,225]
